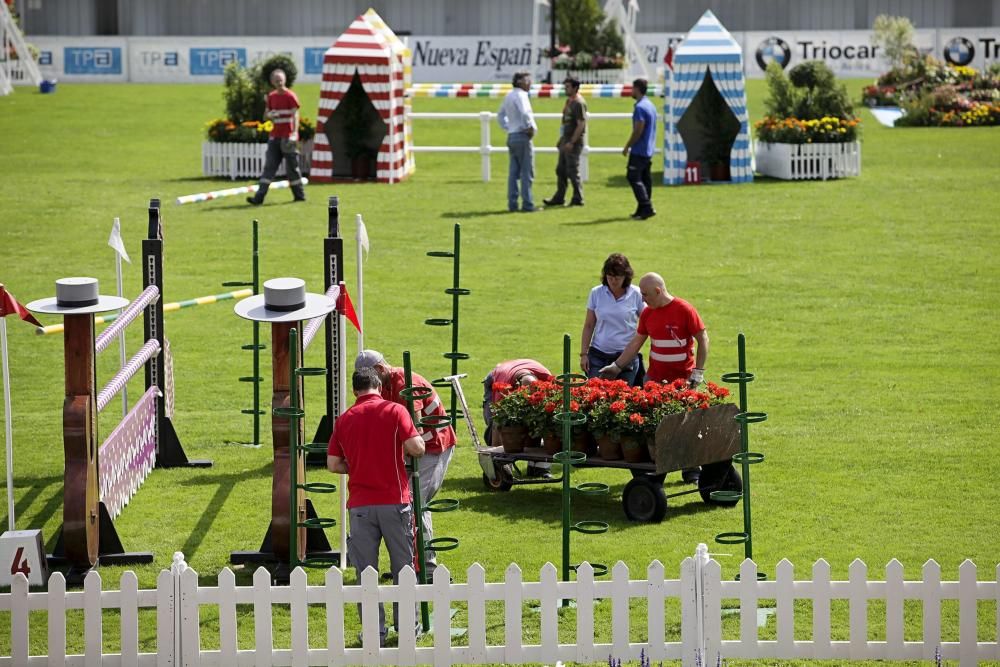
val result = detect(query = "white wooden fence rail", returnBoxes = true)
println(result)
[2,546,998,666]
[410,111,658,183]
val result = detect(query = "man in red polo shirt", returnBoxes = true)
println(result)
[328,367,425,645]
[483,358,555,478]
[599,272,709,483]
[355,349,456,579]
[247,68,306,205]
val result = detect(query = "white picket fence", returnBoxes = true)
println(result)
[2,546,998,666]
[754,140,862,180]
[201,139,314,180]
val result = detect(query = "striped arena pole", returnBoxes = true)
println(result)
[175,178,309,205]
[35,288,254,336]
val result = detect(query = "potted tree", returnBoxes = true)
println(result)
[551,0,627,84]
[754,60,862,180]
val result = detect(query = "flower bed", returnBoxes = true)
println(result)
[490,377,731,458]
[864,57,1000,127]
[754,140,861,181]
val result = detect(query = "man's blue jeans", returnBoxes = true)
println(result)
[506,132,536,211]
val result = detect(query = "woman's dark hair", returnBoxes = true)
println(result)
[601,253,634,288]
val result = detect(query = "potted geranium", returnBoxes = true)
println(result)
[490,383,534,453]
[754,60,862,180]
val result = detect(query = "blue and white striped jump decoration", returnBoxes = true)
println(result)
[663,10,753,186]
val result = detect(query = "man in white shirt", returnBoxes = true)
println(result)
[497,72,541,212]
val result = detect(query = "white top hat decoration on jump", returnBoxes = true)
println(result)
[234,277,336,323]
[26,277,129,315]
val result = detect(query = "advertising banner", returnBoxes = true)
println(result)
[24,29,1000,84]
[32,37,129,82]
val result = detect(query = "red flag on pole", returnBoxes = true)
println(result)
[0,285,41,327]
[338,284,362,334]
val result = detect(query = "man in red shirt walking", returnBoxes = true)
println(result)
[247,68,306,205]
[328,367,425,645]
[355,350,456,579]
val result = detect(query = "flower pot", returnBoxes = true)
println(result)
[571,430,594,455]
[646,434,657,463]
[498,424,530,453]
[754,140,861,181]
[621,436,650,463]
[542,431,563,455]
[595,433,623,461]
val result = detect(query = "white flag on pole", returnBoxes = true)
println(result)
[108,217,131,264]
[356,215,370,260]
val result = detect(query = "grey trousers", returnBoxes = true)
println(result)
[414,446,453,577]
[347,504,416,638]
[552,141,583,203]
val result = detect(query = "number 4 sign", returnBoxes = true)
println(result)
[0,529,48,586]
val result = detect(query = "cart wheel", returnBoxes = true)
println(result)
[482,462,514,492]
[630,470,667,485]
[622,477,667,523]
[698,462,743,506]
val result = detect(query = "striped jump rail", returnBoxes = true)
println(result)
[36,288,253,336]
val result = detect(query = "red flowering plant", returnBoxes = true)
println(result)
[569,378,629,438]
[490,382,533,427]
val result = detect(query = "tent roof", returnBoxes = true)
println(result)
[325,11,393,65]
[673,10,742,65]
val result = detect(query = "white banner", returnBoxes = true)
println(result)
[24,29,1000,84]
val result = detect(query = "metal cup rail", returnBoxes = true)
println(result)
[424,223,469,424]
[224,219,265,447]
[277,327,339,570]
[401,351,460,632]
[716,332,767,580]
[555,334,609,591]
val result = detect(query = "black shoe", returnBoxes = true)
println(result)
[246,197,262,206]
[631,209,656,220]
[682,467,701,484]
[542,197,565,207]
[293,196,306,202]
[568,199,584,206]
[526,467,553,479]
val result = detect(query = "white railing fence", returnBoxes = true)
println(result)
[754,140,862,180]
[201,139,315,180]
[410,111,658,183]
[1,545,998,666]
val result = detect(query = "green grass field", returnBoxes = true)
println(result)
[1,79,999,664]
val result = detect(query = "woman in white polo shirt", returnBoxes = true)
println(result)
[580,253,646,385]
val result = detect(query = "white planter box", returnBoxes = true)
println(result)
[201,139,314,180]
[754,140,861,180]
[561,68,627,85]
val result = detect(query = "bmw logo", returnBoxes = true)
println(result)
[943,37,975,66]
[756,37,791,71]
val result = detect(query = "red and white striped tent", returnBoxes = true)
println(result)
[310,9,414,183]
